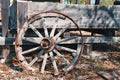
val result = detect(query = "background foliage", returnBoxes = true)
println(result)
[31,0,115,5]
[100,0,114,5]
[70,0,115,5]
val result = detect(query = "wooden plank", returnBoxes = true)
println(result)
[17,1,28,31]
[61,36,120,44]
[1,0,9,37]
[16,1,120,29]
[0,0,1,20]
[17,1,120,29]
[0,0,1,31]
[0,37,14,45]
[9,0,17,30]
[0,36,120,45]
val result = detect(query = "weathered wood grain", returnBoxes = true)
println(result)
[17,1,28,31]
[0,0,1,20]
[9,0,17,30]
[1,0,9,37]
[0,36,120,45]
[17,1,120,29]
[58,36,120,44]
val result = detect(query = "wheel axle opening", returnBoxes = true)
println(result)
[40,38,55,52]
[41,38,51,49]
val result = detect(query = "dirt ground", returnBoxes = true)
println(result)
[0,44,120,80]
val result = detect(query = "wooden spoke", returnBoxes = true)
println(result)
[41,53,48,73]
[56,45,77,53]
[17,47,25,61]
[49,52,59,75]
[63,44,81,72]
[29,24,43,38]
[28,50,44,67]
[53,49,70,64]
[17,47,30,69]
[56,36,78,44]
[44,26,49,37]
[22,46,41,55]
[50,25,57,37]
[23,37,41,44]
[54,23,70,40]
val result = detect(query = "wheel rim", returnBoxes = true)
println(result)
[15,11,84,75]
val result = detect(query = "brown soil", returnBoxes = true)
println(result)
[0,51,119,80]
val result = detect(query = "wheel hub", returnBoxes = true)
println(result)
[40,37,55,52]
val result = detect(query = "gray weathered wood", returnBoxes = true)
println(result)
[1,0,9,37]
[41,53,48,73]
[9,0,17,30]
[59,36,120,44]
[17,1,120,29]
[1,0,10,61]
[17,1,28,31]
[0,36,120,45]
[0,0,1,20]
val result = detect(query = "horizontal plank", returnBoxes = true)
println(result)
[17,1,120,29]
[61,36,120,44]
[0,37,15,45]
[0,36,120,45]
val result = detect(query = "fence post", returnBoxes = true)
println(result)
[1,0,9,37]
[76,0,80,4]
[1,0,10,63]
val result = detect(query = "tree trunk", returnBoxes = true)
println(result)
[95,0,100,5]
[85,0,90,4]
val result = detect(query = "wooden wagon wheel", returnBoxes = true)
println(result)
[15,11,84,75]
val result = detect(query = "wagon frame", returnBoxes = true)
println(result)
[0,0,120,75]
